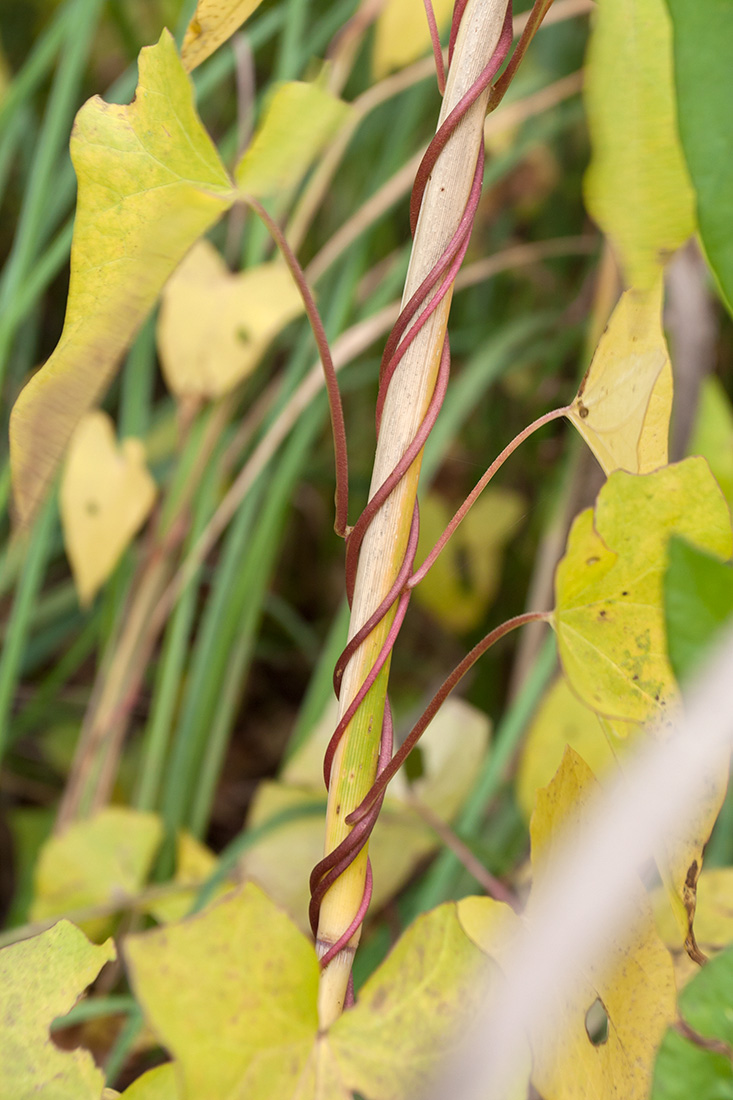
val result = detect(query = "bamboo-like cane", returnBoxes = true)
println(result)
[315,0,512,1028]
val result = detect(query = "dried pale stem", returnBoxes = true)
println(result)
[316,0,512,1028]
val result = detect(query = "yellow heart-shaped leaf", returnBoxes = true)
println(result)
[60,412,156,605]
[157,240,304,399]
[568,280,672,476]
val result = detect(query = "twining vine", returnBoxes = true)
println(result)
[294,0,561,987]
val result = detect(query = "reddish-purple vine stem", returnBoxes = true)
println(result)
[423,0,447,94]
[309,0,564,968]
[346,610,550,827]
[244,196,350,538]
[409,404,570,588]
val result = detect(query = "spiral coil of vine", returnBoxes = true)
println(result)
[308,0,519,965]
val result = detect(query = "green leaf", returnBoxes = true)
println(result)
[665,0,733,315]
[0,921,115,1099]
[9,30,236,526]
[583,0,696,287]
[651,1028,733,1100]
[31,807,163,941]
[665,536,733,683]
[235,81,351,199]
[651,942,733,1099]
[554,458,732,725]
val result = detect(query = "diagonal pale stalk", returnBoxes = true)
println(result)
[316,0,511,1026]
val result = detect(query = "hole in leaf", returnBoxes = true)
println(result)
[585,997,609,1046]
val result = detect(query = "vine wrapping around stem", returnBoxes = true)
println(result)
[309,0,517,961]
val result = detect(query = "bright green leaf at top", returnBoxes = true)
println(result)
[665,536,733,684]
[31,807,162,941]
[413,488,525,633]
[554,458,732,726]
[567,280,673,475]
[372,0,454,78]
[235,81,351,199]
[687,376,733,510]
[651,940,733,1100]
[460,748,676,1100]
[9,30,236,527]
[583,0,695,287]
[181,0,265,71]
[665,0,733,315]
[0,921,115,1100]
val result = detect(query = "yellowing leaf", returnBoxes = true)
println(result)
[157,240,304,399]
[126,884,320,1100]
[413,488,525,633]
[0,921,115,1099]
[329,902,493,1100]
[460,749,676,1100]
[655,867,733,987]
[568,281,672,475]
[583,0,695,287]
[60,411,156,605]
[118,1063,181,1100]
[554,460,733,955]
[235,81,351,198]
[554,458,732,726]
[31,807,162,941]
[9,31,235,527]
[181,0,265,71]
[126,884,491,1100]
[687,375,733,509]
[517,675,616,821]
[373,0,454,79]
[531,749,676,1099]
